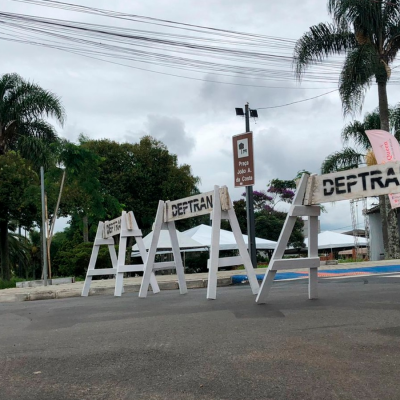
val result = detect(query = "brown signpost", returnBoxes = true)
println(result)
[232,131,255,187]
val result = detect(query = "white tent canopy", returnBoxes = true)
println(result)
[132,230,207,252]
[182,224,277,250]
[304,231,368,250]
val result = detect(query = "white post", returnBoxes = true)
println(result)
[308,215,319,299]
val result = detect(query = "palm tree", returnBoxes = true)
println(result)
[321,106,400,173]
[0,73,65,280]
[294,0,400,258]
[0,73,65,170]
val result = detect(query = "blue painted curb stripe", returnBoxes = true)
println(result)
[231,265,400,284]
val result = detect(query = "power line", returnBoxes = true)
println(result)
[2,2,400,88]
[255,89,339,109]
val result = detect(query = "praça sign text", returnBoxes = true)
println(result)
[304,162,400,205]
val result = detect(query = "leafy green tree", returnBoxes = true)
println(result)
[83,136,200,233]
[0,152,39,280]
[294,0,400,258]
[59,139,122,242]
[0,73,65,170]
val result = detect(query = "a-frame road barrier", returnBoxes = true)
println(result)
[81,211,159,297]
[138,185,259,299]
[82,220,118,297]
[255,174,320,304]
[256,161,400,304]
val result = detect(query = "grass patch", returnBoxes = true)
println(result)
[338,258,364,263]
[0,277,26,290]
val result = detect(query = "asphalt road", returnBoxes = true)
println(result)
[1,276,400,400]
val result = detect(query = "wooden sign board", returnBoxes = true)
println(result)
[233,131,255,187]
[164,186,230,222]
[304,162,400,205]
[103,213,133,238]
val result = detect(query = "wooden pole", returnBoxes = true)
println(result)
[48,170,66,247]
[45,193,52,280]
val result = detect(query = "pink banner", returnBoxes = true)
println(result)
[366,129,400,208]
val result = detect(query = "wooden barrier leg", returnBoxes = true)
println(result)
[309,268,318,299]
[139,201,164,298]
[168,221,187,295]
[228,206,259,295]
[114,229,128,297]
[207,186,221,300]
[308,215,319,299]
[255,270,276,304]
[82,224,102,297]
[149,273,160,294]
[82,275,93,297]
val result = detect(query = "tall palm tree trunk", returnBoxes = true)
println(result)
[0,220,11,280]
[377,81,400,259]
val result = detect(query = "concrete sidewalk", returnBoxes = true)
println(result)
[1,259,399,303]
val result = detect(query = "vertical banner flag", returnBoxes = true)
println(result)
[366,129,400,208]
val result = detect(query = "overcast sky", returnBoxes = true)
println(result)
[3,0,399,234]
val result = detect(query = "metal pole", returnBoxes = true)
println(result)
[40,166,48,286]
[244,103,257,268]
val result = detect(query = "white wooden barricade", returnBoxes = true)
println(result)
[256,162,400,303]
[256,174,320,304]
[114,211,159,296]
[82,221,118,296]
[82,211,159,297]
[138,185,259,300]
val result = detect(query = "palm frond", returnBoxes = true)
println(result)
[383,0,400,30]
[339,44,377,115]
[390,104,400,137]
[341,120,372,149]
[328,0,382,35]
[294,22,356,77]
[17,136,57,170]
[8,232,32,271]
[18,120,59,142]
[5,81,65,126]
[321,147,364,174]
[386,24,400,62]
[363,109,381,130]
[0,73,23,101]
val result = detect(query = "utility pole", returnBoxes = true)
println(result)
[40,166,48,286]
[244,103,257,268]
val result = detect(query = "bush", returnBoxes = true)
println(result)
[55,242,115,278]
[0,277,26,290]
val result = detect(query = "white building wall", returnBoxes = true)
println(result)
[369,214,384,261]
